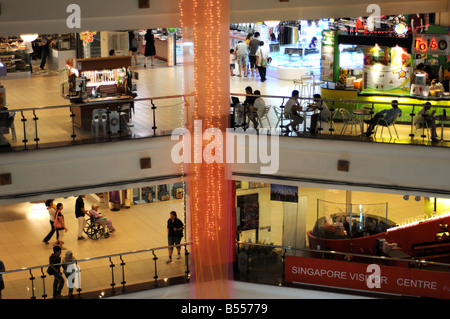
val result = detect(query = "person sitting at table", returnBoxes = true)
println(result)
[414,102,439,142]
[364,100,402,137]
[243,86,257,129]
[283,90,303,135]
[248,90,265,129]
[306,94,331,134]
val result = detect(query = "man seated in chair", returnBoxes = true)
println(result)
[283,90,303,135]
[306,94,331,134]
[415,102,439,141]
[248,90,265,129]
[243,86,257,129]
[89,204,116,232]
[364,100,402,137]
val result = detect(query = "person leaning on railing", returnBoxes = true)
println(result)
[364,100,402,137]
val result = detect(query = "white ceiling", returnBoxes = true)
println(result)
[0,0,447,36]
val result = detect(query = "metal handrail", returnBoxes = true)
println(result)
[237,241,450,268]
[0,243,191,276]
[0,94,188,114]
[2,93,450,114]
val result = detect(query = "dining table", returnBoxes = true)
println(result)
[433,114,450,141]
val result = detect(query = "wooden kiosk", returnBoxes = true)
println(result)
[66,56,134,130]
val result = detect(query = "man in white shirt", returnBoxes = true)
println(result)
[283,90,303,134]
[256,41,269,82]
[235,41,249,77]
[248,90,265,129]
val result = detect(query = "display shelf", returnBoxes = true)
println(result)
[0,50,31,73]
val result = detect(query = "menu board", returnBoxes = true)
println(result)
[362,46,411,94]
[320,30,339,82]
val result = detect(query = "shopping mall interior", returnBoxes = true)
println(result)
[1,0,450,304]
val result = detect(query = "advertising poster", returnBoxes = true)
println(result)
[285,256,450,299]
[270,184,298,203]
[320,30,339,82]
[237,194,259,231]
[362,46,411,94]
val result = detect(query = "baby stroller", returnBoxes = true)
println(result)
[84,215,110,240]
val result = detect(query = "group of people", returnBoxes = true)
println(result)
[45,209,183,299]
[42,196,116,249]
[234,86,266,129]
[282,90,331,135]
[128,29,157,67]
[231,32,269,82]
[279,92,439,141]
[363,99,439,141]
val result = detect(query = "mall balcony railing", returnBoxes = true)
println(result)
[236,241,450,298]
[0,243,190,299]
[1,93,449,152]
[0,94,187,151]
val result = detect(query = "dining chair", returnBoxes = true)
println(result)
[257,105,272,129]
[375,115,399,139]
[339,108,361,135]
[273,105,293,135]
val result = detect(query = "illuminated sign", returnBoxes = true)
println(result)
[394,22,408,36]
[414,34,449,55]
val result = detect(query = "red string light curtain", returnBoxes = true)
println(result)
[180,0,234,298]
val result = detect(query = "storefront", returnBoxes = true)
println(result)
[235,179,450,298]
[317,18,450,121]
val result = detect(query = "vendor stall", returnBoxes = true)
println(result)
[63,56,134,132]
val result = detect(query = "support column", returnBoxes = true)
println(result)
[181,0,233,299]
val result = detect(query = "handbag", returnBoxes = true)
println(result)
[53,211,62,228]
[259,48,268,67]
[131,37,138,49]
[47,266,55,275]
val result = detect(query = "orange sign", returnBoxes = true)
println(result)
[414,34,449,55]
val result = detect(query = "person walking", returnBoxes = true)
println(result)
[248,32,261,77]
[48,246,64,299]
[39,35,54,70]
[128,30,139,65]
[235,41,249,77]
[256,41,269,82]
[144,29,156,67]
[54,203,67,249]
[42,199,59,244]
[75,195,89,240]
[166,211,184,264]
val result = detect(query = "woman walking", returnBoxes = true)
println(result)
[54,203,68,249]
[144,29,156,67]
[42,199,59,244]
